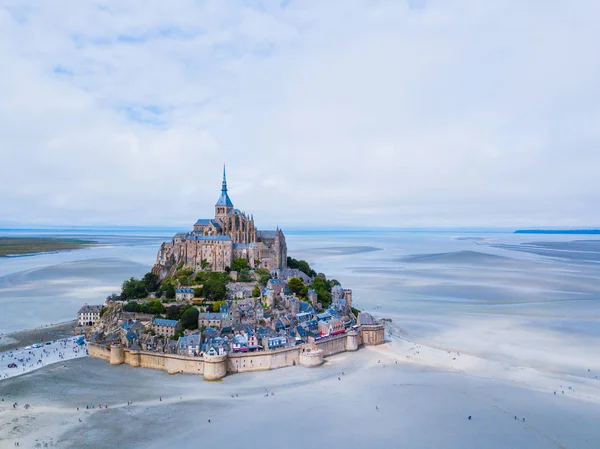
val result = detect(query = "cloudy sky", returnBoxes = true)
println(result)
[1,1,599,229]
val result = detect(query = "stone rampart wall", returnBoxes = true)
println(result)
[89,324,384,379]
[315,333,348,357]
[88,343,111,361]
[227,346,301,373]
[138,352,205,375]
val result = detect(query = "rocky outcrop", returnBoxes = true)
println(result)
[88,303,123,341]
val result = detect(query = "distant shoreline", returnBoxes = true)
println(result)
[514,229,600,235]
[0,236,97,257]
[0,320,77,351]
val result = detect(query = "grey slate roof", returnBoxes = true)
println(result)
[78,304,102,314]
[257,230,277,239]
[153,318,179,327]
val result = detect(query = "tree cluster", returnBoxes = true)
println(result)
[120,272,160,300]
[166,304,199,330]
[287,257,317,278]
[123,299,166,315]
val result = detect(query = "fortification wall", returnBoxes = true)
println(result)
[137,352,205,375]
[360,324,385,345]
[227,346,301,373]
[124,350,140,367]
[89,324,385,379]
[315,333,348,357]
[88,343,111,361]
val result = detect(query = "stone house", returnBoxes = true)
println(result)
[77,304,102,326]
[263,335,287,350]
[176,287,195,302]
[307,289,318,306]
[266,278,287,295]
[317,319,343,336]
[152,318,181,337]
[247,333,259,349]
[177,334,201,356]
[198,313,222,329]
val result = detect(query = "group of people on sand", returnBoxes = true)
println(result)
[1,338,86,377]
[83,403,108,410]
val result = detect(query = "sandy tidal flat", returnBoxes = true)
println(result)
[1,330,600,449]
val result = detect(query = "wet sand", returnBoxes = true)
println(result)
[2,326,600,448]
[0,322,76,352]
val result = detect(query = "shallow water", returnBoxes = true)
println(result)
[1,229,600,375]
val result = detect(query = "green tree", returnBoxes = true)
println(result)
[121,277,147,300]
[212,301,226,313]
[161,279,176,299]
[166,304,182,320]
[238,268,251,282]
[310,274,332,308]
[259,273,271,286]
[201,259,210,270]
[252,285,261,297]
[287,257,316,277]
[231,258,249,272]
[171,329,184,340]
[146,299,166,315]
[180,306,199,330]
[203,278,227,301]
[288,277,308,298]
[194,287,203,298]
[142,272,160,293]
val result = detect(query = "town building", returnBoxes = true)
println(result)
[153,166,287,275]
[264,335,287,350]
[176,287,195,302]
[177,334,201,356]
[198,313,222,329]
[152,318,181,337]
[77,304,102,326]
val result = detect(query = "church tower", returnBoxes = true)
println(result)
[215,165,233,220]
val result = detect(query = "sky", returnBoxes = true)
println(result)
[1,0,599,229]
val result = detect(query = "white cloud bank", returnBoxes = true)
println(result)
[1,0,599,228]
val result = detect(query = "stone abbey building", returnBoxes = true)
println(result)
[153,167,287,275]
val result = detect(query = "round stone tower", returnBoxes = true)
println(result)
[299,345,324,367]
[345,330,359,351]
[109,345,125,365]
[204,354,227,381]
[127,349,141,367]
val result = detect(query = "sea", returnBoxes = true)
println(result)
[1,228,599,373]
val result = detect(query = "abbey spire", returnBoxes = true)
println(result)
[215,164,234,218]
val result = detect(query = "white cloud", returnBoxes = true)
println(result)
[1,0,599,229]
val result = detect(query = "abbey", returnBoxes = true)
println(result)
[153,167,287,275]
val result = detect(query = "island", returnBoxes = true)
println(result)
[514,229,600,235]
[0,237,95,257]
[84,167,384,380]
